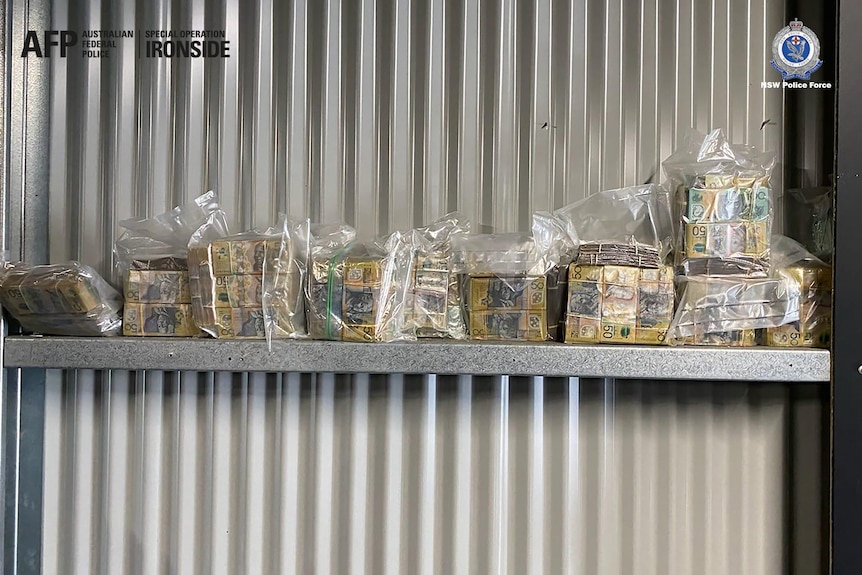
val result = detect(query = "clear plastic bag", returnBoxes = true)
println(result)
[765,235,832,348]
[564,264,675,345]
[306,224,416,343]
[408,213,471,339]
[553,184,674,268]
[662,129,776,277]
[115,191,229,272]
[452,215,576,342]
[188,216,306,340]
[668,275,799,345]
[0,261,123,336]
[115,192,230,337]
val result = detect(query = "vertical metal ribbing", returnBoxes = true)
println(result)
[353,0,378,236]
[388,0,412,232]
[453,375,472,575]
[320,0,343,224]
[381,375,403,574]
[418,375,437,575]
[313,373,336,575]
[423,0,447,223]
[277,373,303,574]
[253,0,275,228]
[528,377,545,575]
[491,0,516,232]
[348,374,370,575]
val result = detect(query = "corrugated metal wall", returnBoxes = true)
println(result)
[34,372,822,575]
[2,0,829,573]
[8,0,786,269]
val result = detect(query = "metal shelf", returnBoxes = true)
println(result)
[2,336,831,381]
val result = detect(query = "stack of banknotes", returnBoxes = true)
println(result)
[189,237,298,338]
[565,264,675,344]
[308,251,346,340]
[123,258,198,336]
[308,246,395,342]
[0,262,123,335]
[681,174,771,275]
[408,253,464,338]
[767,262,832,348]
[576,242,662,269]
[463,267,567,342]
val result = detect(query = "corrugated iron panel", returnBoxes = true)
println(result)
[9,0,786,272]
[31,372,823,575]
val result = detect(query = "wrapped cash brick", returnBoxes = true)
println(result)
[453,215,576,342]
[663,129,776,276]
[668,275,799,346]
[553,184,674,269]
[565,264,675,345]
[0,261,123,336]
[115,192,231,336]
[306,226,415,342]
[408,213,471,339]
[663,130,775,277]
[188,221,305,340]
[766,237,832,348]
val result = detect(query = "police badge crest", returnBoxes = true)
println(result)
[770,19,822,80]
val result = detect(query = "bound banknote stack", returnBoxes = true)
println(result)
[307,243,402,342]
[408,253,464,339]
[463,268,567,342]
[575,241,662,269]
[681,174,771,276]
[189,235,300,339]
[0,262,123,336]
[767,261,832,348]
[123,258,199,336]
[673,173,774,345]
[565,264,674,344]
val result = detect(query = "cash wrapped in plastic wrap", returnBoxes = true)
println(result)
[667,276,799,346]
[554,184,674,268]
[663,129,776,276]
[115,192,230,336]
[0,261,123,335]
[188,216,306,340]
[565,264,675,345]
[765,236,832,348]
[408,213,471,338]
[452,214,576,342]
[306,224,415,342]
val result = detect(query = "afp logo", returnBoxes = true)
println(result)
[20,30,78,57]
[770,19,823,80]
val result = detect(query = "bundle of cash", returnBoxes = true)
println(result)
[767,263,832,348]
[123,304,198,336]
[123,256,196,336]
[211,307,268,338]
[680,174,772,276]
[125,270,191,304]
[469,310,547,341]
[307,254,345,340]
[680,329,758,347]
[0,262,123,336]
[565,264,674,344]
[409,253,465,338]
[130,257,187,271]
[464,268,567,341]
[684,222,768,260]
[342,257,385,342]
[576,242,662,268]
[189,235,301,339]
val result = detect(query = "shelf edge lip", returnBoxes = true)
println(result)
[2,336,831,382]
